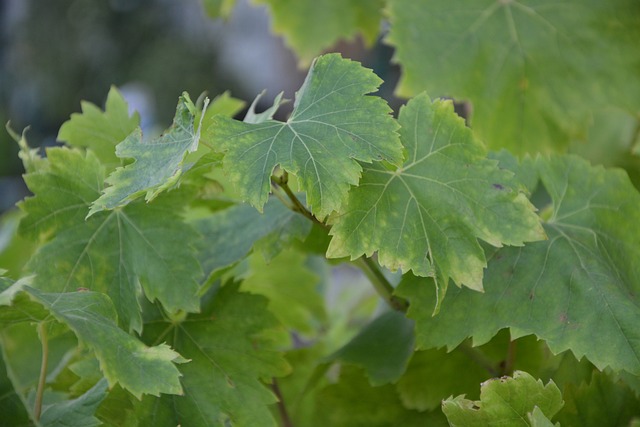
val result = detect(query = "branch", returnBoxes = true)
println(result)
[34,322,49,421]
[271,379,294,427]
[457,341,499,377]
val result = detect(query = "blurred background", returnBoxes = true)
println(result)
[0,0,399,213]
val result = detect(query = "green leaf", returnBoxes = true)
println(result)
[396,347,490,411]
[254,0,384,65]
[57,86,140,168]
[328,94,544,304]
[7,124,48,174]
[20,148,201,332]
[201,0,236,19]
[386,0,640,154]
[134,284,290,426]
[192,197,311,280]
[528,407,559,427]
[328,310,414,385]
[25,288,184,399]
[397,155,640,374]
[555,371,640,427]
[206,53,402,217]
[88,93,204,216]
[442,371,563,426]
[0,350,30,427]
[314,366,448,427]
[241,249,325,335]
[39,379,108,427]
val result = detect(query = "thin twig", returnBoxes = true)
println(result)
[34,322,49,421]
[502,339,517,376]
[271,379,294,427]
[457,341,499,377]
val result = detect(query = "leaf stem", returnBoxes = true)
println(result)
[34,322,49,421]
[270,174,408,312]
[354,257,408,312]
[271,378,294,427]
[457,341,499,377]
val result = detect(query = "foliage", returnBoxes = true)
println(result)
[1,1,640,426]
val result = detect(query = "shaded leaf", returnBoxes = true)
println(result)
[39,379,108,427]
[134,284,290,426]
[314,366,448,427]
[386,0,640,154]
[57,86,140,168]
[397,155,640,374]
[442,371,563,426]
[20,148,201,332]
[192,197,311,280]
[206,53,402,217]
[329,94,544,306]
[241,249,325,335]
[328,310,414,385]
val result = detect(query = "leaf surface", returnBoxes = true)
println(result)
[255,0,384,64]
[442,371,563,426]
[134,284,290,427]
[20,148,201,332]
[386,0,640,153]
[328,310,414,385]
[398,155,640,374]
[329,94,544,302]
[57,86,140,168]
[89,93,204,215]
[206,53,402,217]
[39,379,108,427]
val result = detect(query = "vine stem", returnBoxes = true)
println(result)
[271,379,294,427]
[270,175,409,312]
[34,322,49,421]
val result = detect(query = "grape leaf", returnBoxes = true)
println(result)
[2,286,185,399]
[20,148,201,333]
[57,86,140,168]
[555,371,640,427]
[39,379,108,427]
[442,371,563,426]
[206,53,402,217]
[192,197,311,280]
[328,93,544,304]
[88,93,204,216]
[0,349,30,427]
[397,155,640,374]
[134,284,290,427]
[254,0,384,65]
[202,0,236,19]
[386,0,640,154]
[314,366,448,427]
[327,310,414,385]
[241,249,326,335]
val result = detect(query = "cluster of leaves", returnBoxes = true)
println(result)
[2,0,640,426]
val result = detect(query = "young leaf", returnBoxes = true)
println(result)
[20,148,201,333]
[386,0,640,154]
[134,284,290,427]
[442,371,563,426]
[57,86,140,168]
[89,93,204,216]
[206,53,402,217]
[254,0,384,65]
[397,155,640,374]
[328,93,544,303]
[327,310,414,386]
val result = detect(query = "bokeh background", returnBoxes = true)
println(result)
[0,0,399,213]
